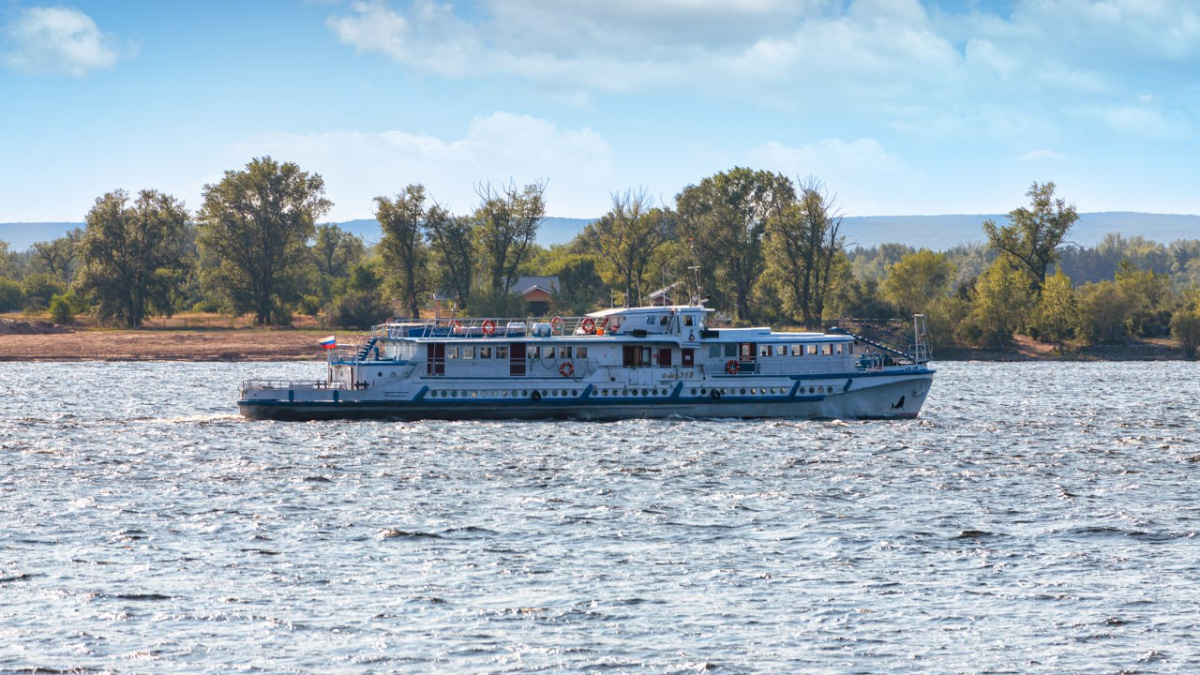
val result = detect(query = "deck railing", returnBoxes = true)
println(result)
[240,379,348,393]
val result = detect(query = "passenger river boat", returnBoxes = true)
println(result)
[238,303,934,421]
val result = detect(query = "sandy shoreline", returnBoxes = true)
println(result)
[0,329,356,362]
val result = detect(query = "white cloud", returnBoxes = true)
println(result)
[327,0,480,77]
[2,6,126,76]
[230,112,615,220]
[1083,106,1192,140]
[322,0,1200,148]
[746,138,920,214]
[1019,150,1067,161]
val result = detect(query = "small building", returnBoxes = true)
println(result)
[511,276,560,316]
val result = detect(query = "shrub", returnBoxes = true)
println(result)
[297,295,323,317]
[1170,308,1200,358]
[49,294,74,324]
[0,278,22,312]
[192,298,223,313]
[20,273,64,311]
[331,290,390,329]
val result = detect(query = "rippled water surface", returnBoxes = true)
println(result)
[2,361,1199,673]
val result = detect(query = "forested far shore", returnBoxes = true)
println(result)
[3,157,1200,359]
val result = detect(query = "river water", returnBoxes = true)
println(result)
[1,360,1198,673]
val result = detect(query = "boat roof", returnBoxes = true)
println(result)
[587,305,714,318]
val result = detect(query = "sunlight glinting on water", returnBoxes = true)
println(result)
[1,361,1198,672]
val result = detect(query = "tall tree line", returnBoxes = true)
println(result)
[4,162,1200,358]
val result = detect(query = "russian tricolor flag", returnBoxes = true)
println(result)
[318,335,337,349]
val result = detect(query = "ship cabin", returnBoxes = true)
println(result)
[327,304,874,392]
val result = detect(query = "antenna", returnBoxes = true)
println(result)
[687,238,703,306]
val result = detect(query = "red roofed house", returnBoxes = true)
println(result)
[511,276,560,317]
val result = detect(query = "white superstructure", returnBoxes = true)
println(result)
[239,304,934,421]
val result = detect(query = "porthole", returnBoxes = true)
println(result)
[740,388,747,395]
[700,389,707,396]
[827,386,833,393]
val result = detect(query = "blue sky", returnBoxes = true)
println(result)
[2,0,1199,223]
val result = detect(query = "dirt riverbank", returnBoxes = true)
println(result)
[0,327,357,362]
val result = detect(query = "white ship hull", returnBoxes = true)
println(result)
[240,369,932,422]
[240,305,934,422]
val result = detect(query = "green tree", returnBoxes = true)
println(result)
[541,249,606,315]
[764,179,843,328]
[1170,301,1200,358]
[474,180,546,297]
[584,188,674,306]
[330,263,389,329]
[966,257,1031,348]
[1114,259,1173,337]
[375,185,429,318]
[0,278,23,311]
[1030,268,1078,349]
[677,167,795,322]
[0,241,18,279]
[1075,280,1131,344]
[311,223,365,302]
[197,157,331,325]
[20,272,64,311]
[983,181,1078,294]
[425,204,474,310]
[30,230,81,286]
[879,249,955,318]
[76,189,190,328]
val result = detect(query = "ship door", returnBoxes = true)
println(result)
[509,343,527,376]
[426,343,445,376]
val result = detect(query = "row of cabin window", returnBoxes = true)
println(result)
[622,346,696,367]
[635,314,699,327]
[708,342,852,359]
[443,345,591,360]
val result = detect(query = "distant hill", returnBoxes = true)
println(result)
[0,223,83,251]
[1,212,1194,252]
[839,212,1200,250]
[333,216,593,247]
[0,217,593,252]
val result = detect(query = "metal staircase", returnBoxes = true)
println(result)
[828,315,931,364]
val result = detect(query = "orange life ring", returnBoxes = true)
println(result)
[725,360,740,375]
[559,361,575,378]
[580,317,596,333]
[550,316,564,332]
[481,319,496,335]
